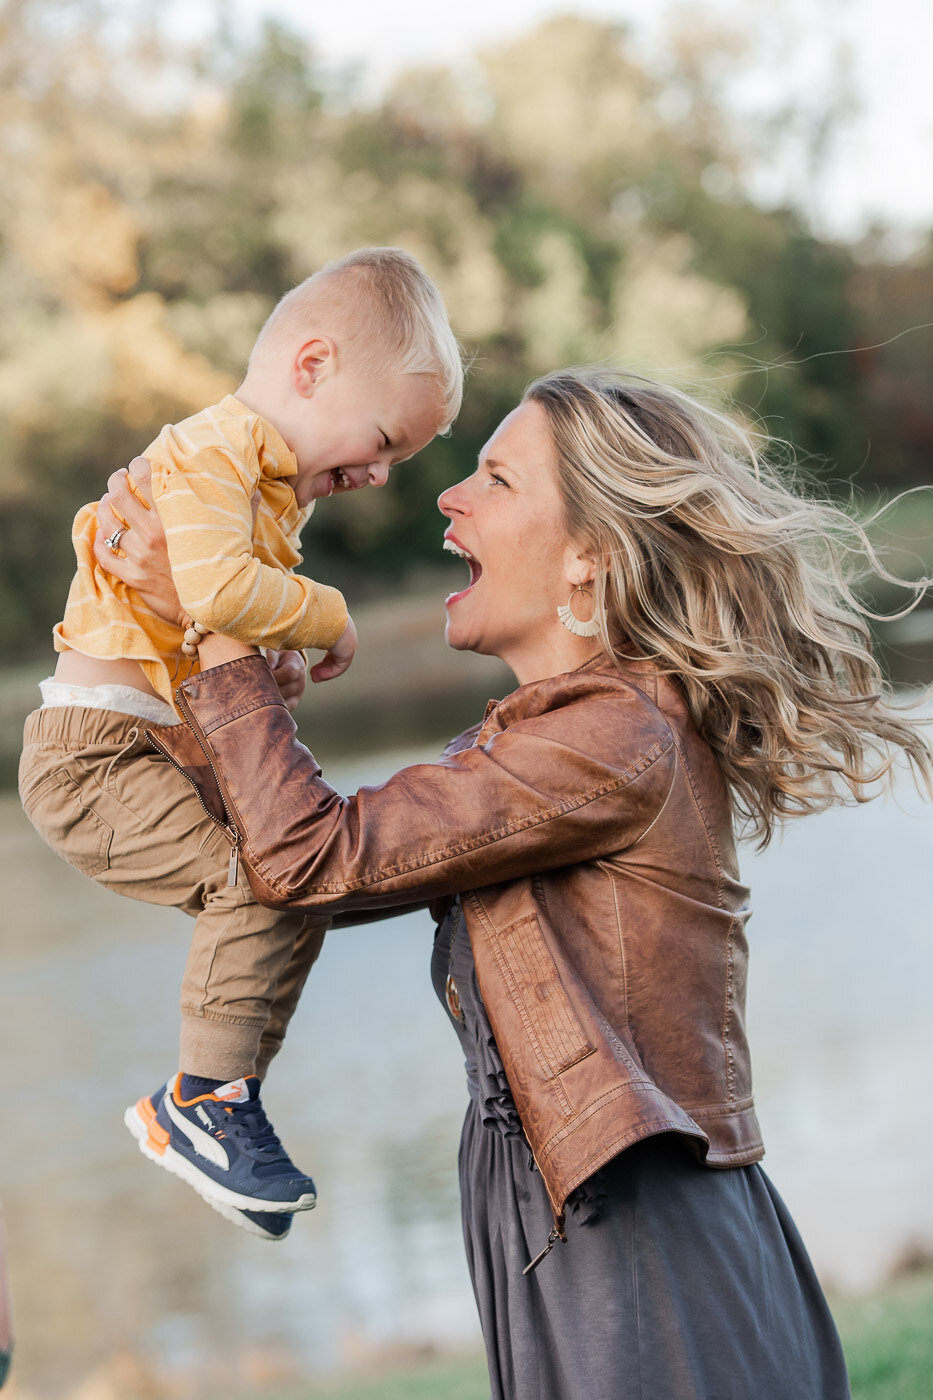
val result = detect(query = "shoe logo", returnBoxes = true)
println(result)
[214,1077,251,1103]
[164,1088,230,1170]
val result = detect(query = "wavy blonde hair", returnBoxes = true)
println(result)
[525,367,933,845]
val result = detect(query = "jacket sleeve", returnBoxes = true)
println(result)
[155,443,347,651]
[170,655,677,914]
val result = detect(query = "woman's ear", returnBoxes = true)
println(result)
[564,544,600,590]
[293,337,337,398]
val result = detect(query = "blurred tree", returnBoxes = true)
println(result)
[0,0,235,648]
[0,2,928,660]
[847,245,933,488]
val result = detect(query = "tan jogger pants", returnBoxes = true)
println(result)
[19,706,326,1080]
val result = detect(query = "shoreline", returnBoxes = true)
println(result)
[0,588,513,788]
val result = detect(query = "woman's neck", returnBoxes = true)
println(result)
[505,632,608,689]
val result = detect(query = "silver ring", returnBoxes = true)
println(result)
[104,527,126,553]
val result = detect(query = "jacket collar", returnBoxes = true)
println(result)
[477,651,671,739]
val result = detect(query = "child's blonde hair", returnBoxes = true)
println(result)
[252,247,464,430]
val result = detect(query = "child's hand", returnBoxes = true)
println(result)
[309,616,357,683]
[265,650,307,711]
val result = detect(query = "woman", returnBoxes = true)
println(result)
[96,369,931,1399]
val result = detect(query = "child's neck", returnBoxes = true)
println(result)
[234,373,295,455]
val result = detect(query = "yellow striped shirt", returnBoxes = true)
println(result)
[54,396,348,710]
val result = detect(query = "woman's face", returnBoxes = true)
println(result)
[438,399,595,685]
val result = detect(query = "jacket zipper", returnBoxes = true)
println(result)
[522,1170,567,1275]
[146,723,242,886]
[523,1221,567,1276]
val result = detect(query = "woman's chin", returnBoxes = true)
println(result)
[443,606,484,655]
[443,618,473,653]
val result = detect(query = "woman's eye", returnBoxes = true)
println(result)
[490,474,508,487]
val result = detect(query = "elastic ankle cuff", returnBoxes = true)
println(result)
[179,1013,262,1080]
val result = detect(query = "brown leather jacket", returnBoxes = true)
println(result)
[151,652,763,1229]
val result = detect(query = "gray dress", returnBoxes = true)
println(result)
[431,903,850,1400]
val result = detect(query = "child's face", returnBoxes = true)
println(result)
[289,365,444,508]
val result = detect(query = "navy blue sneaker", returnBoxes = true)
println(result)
[124,1084,293,1241]
[123,1074,315,1221]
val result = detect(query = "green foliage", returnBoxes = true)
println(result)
[226,20,325,160]
[834,1267,933,1400]
[0,0,930,660]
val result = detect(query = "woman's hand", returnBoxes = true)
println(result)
[93,458,185,628]
[92,457,306,689]
[265,650,307,710]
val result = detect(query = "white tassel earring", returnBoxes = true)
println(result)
[557,586,601,638]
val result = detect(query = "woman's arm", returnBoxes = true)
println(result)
[102,469,675,914]
[153,656,677,915]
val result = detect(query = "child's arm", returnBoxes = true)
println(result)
[266,618,358,694]
[308,617,357,683]
[155,438,348,657]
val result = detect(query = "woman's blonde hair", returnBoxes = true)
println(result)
[525,367,933,845]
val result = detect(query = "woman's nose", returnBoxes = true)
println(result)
[367,462,390,488]
[437,477,470,517]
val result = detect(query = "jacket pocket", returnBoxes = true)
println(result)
[488,912,594,1079]
[19,765,113,879]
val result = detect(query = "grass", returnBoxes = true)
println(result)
[228,1353,491,1400]
[835,1265,933,1400]
[220,1266,933,1400]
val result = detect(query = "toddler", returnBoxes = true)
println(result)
[19,247,462,1240]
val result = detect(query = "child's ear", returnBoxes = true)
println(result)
[293,337,337,398]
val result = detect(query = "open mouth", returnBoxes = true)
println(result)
[331,468,354,493]
[443,535,482,604]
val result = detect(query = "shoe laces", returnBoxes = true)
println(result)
[220,1099,289,1161]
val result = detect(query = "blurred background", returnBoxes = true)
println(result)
[1,0,931,1396]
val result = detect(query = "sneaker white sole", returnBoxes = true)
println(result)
[123,1102,311,1230]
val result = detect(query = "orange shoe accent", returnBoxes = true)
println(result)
[146,1119,170,1156]
[137,1096,157,1126]
[174,1089,205,1107]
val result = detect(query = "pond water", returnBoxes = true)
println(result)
[2,734,932,1397]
